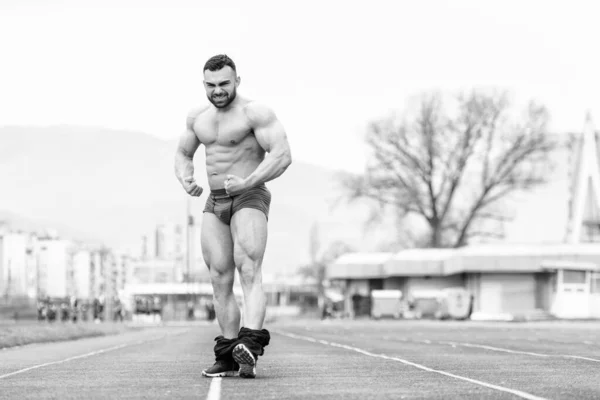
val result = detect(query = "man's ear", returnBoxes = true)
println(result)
[236,76,241,87]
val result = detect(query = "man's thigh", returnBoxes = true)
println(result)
[231,208,268,265]
[201,212,235,271]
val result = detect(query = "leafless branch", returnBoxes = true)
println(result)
[339,89,556,248]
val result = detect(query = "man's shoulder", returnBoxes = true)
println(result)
[187,105,211,120]
[186,105,211,129]
[242,100,276,126]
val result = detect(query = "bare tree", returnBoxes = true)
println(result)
[341,90,557,248]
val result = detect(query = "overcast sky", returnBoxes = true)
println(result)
[1,0,599,172]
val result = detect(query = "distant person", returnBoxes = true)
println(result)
[205,300,216,322]
[114,298,124,322]
[37,301,45,321]
[352,292,362,318]
[152,296,163,323]
[174,54,292,378]
[98,295,105,322]
[321,299,333,320]
[60,303,69,322]
[47,304,57,322]
[93,297,103,323]
[467,294,475,319]
[81,303,88,321]
[70,296,79,323]
[144,297,150,316]
[187,300,195,320]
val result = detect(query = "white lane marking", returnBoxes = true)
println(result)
[276,331,547,400]
[0,343,128,379]
[0,331,189,380]
[439,341,550,357]
[563,355,600,363]
[206,377,222,400]
[439,340,600,363]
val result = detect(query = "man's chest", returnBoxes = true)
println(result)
[193,110,253,145]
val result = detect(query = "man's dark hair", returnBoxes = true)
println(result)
[203,54,236,73]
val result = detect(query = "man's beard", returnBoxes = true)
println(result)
[208,88,236,108]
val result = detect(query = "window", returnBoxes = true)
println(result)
[592,273,600,294]
[562,270,586,284]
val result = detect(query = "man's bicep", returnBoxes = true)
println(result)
[178,107,206,157]
[177,128,201,158]
[253,115,290,154]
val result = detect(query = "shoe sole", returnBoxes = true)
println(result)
[232,344,256,379]
[201,370,238,378]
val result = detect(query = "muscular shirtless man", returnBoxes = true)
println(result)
[174,54,292,379]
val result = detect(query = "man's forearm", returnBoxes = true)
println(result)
[245,152,292,188]
[174,152,195,184]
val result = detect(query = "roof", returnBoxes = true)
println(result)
[326,244,600,279]
[327,252,393,279]
[333,252,394,264]
[457,243,600,256]
[384,249,453,276]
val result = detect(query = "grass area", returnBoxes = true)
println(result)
[0,321,138,349]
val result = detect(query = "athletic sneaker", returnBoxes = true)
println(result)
[201,360,239,377]
[232,343,257,379]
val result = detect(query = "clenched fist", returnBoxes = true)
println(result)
[224,174,247,196]
[182,176,203,197]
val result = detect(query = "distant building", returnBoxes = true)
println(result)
[0,232,29,298]
[130,259,183,285]
[72,249,92,299]
[155,223,184,260]
[38,238,71,298]
[327,117,600,320]
[91,250,102,298]
[141,235,149,260]
[24,234,40,298]
[328,245,600,319]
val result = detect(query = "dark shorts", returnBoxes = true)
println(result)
[203,184,271,225]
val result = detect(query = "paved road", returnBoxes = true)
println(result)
[1,319,599,399]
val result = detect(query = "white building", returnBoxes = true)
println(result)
[38,239,71,298]
[155,223,184,260]
[0,232,29,298]
[130,259,183,285]
[72,249,92,299]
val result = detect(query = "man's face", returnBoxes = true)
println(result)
[203,66,239,108]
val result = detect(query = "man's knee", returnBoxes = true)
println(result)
[209,263,235,286]
[236,258,261,286]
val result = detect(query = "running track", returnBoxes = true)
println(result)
[1,319,599,399]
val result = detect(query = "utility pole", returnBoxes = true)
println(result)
[186,197,194,303]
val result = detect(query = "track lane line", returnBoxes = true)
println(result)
[434,340,600,363]
[206,377,221,400]
[561,355,600,363]
[0,330,190,380]
[438,341,550,357]
[275,330,548,400]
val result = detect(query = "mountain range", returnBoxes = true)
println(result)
[0,126,395,276]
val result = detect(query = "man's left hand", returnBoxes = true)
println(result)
[224,174,248,196]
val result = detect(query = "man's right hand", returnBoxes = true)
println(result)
[182,176,203,197]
